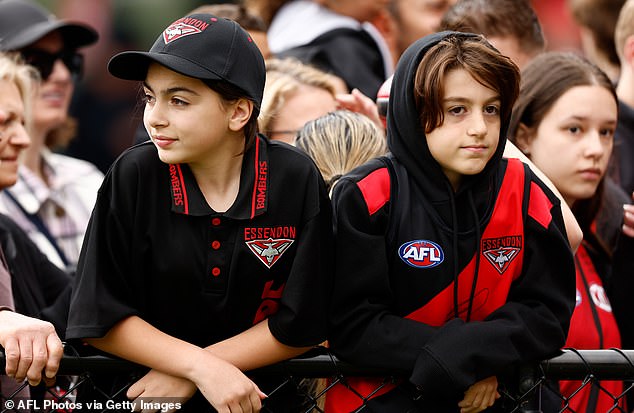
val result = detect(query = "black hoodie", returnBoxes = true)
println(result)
[328,32,576,411]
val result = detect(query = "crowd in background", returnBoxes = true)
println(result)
[45,0,583,174]
[3,0,634,412]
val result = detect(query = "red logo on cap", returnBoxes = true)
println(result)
[163,18,209,44]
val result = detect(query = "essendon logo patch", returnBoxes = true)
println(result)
[163,17,209,44]
[399,240,444,268]
[481,235,522,274]
[246,238,294,268]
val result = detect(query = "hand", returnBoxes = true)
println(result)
[623,195,634,238]
[127,369,196,412]
[335,88,384,131]
[458,376,500,413]
[188,352,266,413]
[0,310,63,385]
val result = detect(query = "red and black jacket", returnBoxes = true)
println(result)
[559,243,623,413]
[328,31,576,411]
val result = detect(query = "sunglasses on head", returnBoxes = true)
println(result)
[20,49,84,81]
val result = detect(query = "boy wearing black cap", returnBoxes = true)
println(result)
[66,13,333,413]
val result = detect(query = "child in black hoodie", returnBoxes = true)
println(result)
[327,31,576,412]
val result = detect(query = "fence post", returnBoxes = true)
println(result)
[517,363,542,413]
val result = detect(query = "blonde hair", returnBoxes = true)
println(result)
[259,57,341,135]
[615,0,634,61]
[296,110,386,192]
[0,52,38,123]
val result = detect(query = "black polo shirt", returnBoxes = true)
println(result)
[66,135,333,349]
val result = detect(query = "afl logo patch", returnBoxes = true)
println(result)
[399,240,444,268]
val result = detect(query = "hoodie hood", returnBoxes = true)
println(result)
[386,31,516,321]
[387,31,509,206]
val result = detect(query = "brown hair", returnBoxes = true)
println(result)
[204,79,260,151]
[189,3,268,32]
[508,51,617,240]
[509,52,616,141]
[243,0,289,27]
[569,0,625,67]
[440,0,545,57]
[414,34,519,134]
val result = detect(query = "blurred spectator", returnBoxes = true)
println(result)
[66,20,142,173]
[375,0,456,65]
[568,0,626,81]
[0,0,104,271]
[611,0,634,196]
[265,0,393,98]
[295,109,386,193]
[440,0,545,70]
[0,51,70,407]
[260,57,340,145]
[190,3,271,58]
[245,0,286,26]
[531,0,581,52]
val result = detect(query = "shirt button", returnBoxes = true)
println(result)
[211,240,221,250]
[211,267,221,277]
[211,217,221,226]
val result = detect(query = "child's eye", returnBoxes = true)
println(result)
[599,127,614,138]
[567,125,581,134]
[142,93,155,105]
[484,105,500,115]
[171,97,188,106]
[448,106,466,115]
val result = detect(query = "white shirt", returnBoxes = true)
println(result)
[0,149,103,269]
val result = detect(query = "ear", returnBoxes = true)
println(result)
[513,123,534,156]
[228,98,254,132]
[623,35,634,68]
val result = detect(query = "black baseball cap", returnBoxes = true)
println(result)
[0,0,98,51]
[108,14,265,108]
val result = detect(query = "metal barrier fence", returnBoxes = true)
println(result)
[2,346,634,412]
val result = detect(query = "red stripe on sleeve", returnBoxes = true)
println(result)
[357,168,390,216]
[528,182,553,229]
